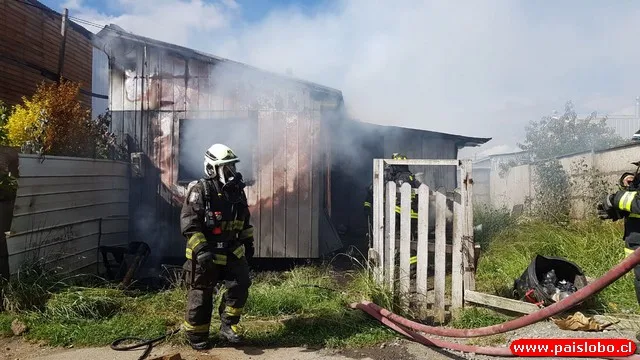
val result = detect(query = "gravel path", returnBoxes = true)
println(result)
[1,319,638,360]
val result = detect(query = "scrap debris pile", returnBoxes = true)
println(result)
[541,269,578,302]
[513,255,587,307]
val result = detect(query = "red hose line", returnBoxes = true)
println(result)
[357,301,640,359]
[352,246,640,338]
[357,300,513,356]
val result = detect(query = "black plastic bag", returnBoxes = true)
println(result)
[513,255,588,306]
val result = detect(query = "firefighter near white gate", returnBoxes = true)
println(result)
[180,143,255,350]
[364,153,421,266]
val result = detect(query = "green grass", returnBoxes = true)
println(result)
[0,311,13,337]
[474,216,639,314]
[0,264,396,349]
[473,205,517,251]
[450,306,513,329]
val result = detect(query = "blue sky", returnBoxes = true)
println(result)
[33,0,640,158]
[39,0,324,23]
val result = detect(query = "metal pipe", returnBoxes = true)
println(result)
[357,303,640,359]
[352,246,640,338]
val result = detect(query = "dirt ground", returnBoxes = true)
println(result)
[2,320,638,360]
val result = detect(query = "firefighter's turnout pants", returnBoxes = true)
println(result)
[625,239,640,304]
[182,251,252,343]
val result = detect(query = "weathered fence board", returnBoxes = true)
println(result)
[433,191,447,323]
[399,183,412,308]
[462,160,475,291]
[17,155,129,177]
[385,181,396,292]
[451,200,464,310]
[372,159,385,283]
[17,176,129,194]
[416,184,429,314]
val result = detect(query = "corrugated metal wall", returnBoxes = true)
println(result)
[6,155,129,275]
[104,42,341,260]
[0,0,93,107]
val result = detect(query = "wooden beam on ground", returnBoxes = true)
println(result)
[464,290,540,315]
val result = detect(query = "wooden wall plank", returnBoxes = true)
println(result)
[17,175,129,194]
[10,202,128,234]
[285,112,300,257]
[258,111,274,257]
[13,189,129,214]
[7,220,99,255]
[297,111,312,258]
[310,110,321,258]
[9,233,99,273]
[271,111,286,257]
[17,155,129,177]
[248,111,261,246]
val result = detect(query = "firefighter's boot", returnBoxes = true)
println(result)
[219,323,242,343]
[189,339,212,351]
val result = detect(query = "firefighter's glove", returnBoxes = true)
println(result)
[196,247,215,270]
[598,194,621,221]
[244,240,255,260]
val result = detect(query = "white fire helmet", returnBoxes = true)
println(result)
[203,143,240,184]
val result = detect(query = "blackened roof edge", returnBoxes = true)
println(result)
[346,118,491,148]
[93,24,344,99]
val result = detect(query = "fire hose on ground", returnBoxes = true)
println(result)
[350,246,640,358]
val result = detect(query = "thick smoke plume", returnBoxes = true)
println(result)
[71,0,640,159]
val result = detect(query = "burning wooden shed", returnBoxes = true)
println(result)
[92,25,491,262]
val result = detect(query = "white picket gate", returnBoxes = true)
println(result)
[369,158,475,322]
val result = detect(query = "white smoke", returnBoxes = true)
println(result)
[68,0,640,157]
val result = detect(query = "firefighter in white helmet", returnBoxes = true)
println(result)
[180,143,255,350]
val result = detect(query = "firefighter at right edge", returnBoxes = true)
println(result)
[180,143,255,350]
[597,172,640,306]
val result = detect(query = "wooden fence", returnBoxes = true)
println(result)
[370,158,474,322]
[2,154,130,277]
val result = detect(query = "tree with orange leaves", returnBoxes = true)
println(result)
[3,80,125,159]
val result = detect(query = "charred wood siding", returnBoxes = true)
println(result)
[105,43,340,259]
[0,0,93,107]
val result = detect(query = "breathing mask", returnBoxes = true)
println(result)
[217,163,245,203]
